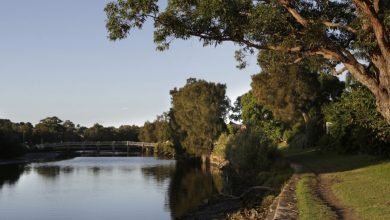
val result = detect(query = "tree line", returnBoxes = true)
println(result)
[0,117,140,158]
[137,74,390,174]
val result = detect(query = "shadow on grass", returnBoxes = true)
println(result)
[281,147,386,174]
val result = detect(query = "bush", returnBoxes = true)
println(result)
[225,130,281,172]
[212,133,232,160]
[322,86,390,156]
[156,140,176,154]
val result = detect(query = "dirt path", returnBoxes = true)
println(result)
[317,174,360,220]
[267,162,360,220]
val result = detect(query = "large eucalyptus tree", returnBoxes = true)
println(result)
[105,0,390,124]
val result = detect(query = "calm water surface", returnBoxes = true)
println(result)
[0,157,224,220]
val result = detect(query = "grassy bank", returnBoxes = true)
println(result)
[296,173,336,220]
[281,147,390,220]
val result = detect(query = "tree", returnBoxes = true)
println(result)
[105,0,390,124]
[322,85,390,155]
[83,123,113,141]
[170,78,229,156]
[63,120,81,141]
[14,122,34,144]
[252,65,319,123]
[0,119,26,158]
[138,121,157,142]
[117,125,140,141]
[232,91,284,143]
[33,116,65,143]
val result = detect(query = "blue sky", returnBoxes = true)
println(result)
[0,0,259,127]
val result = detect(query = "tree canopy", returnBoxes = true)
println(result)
[105,0,390,124]
[170,78,229,156]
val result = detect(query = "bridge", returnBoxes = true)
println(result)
[32,141,157,155]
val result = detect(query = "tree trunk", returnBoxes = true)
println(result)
[375,66,390,124]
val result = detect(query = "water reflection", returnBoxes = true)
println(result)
[141,164,175,184]
[140,160,225,219]
[169,162,224,219]
[35,166,61,179]
[0,157,225,220]
[0,164,26,188]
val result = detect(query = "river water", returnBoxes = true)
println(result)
[0,157,225,220]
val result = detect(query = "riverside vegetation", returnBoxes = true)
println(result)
[2,0,390,219]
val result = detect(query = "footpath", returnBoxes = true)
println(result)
[265,162,357,220]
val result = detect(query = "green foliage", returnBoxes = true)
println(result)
[251,65,320,123]
[156,140,175,154]
[0,120,26,158]
[138,112,174,149]
[232,91,284,143]
[170,78,229,156]
[138,121,157,142]
[322,86,390,155]
[83,123,115,141]
[212,132,232,161]
[225,129,280,172]
[105,0,390,125]
[116,125,140,141]
[33,116,65,143]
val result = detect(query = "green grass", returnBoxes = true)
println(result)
[280,147,379,173]
[326,162,390,220]
[296,173,337,220]
[282,147,390,220]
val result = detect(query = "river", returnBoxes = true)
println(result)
[0,156,225,220]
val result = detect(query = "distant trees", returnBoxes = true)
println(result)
[0,116,141,158]
[138,121,157,143]
[170,78,229,156]
[0,120,26,158]
[33,117,65,143]
[116,125,140,141]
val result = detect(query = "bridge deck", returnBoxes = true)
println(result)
[33,141,157,150]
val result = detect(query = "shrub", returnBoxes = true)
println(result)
[156,140,175,154]
[225,130,280,172]
[322,86,390,156]
[212,133,232,160]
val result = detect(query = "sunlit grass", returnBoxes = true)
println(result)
[282,146,390,219]
[325,162,390,220]
[296,173,337,220]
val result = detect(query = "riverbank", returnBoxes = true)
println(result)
[282,147,390,220]
[0,152,69,166]
[182,155,293,219]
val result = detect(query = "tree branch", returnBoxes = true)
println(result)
[353,0,390,58]
[322,21,357,34]
[278,0,309,27]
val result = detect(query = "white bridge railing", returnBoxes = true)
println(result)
[34,141,157,150]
